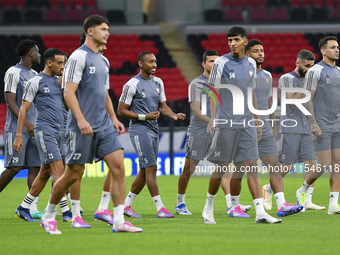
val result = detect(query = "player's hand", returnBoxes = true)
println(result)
[24,121,35,137]
[207,118,218,135]
[13,136,23,153]
[311,123,322,136]
[172,113,186,121]
[256,126,263,141]
[273,128,278,141]
[113,120,125,135]
[57,75,62,87]
[146,111,160,120]
[78,118,93,136]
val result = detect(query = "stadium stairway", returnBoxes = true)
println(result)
[159,23,201,83]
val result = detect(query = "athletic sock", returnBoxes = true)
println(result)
[266,184,273,193]
[70,199,80,219]
[329,192,339,208]
[98,191,111,212]
[298,181,310,194]
[203,192,216,212]
[124,191,138,207]
[21,193,35,210]
[305,187,314,204]
[59,197,70,213]
[67,193,71,202]
[29,196,39,213]
[225,194,232,208]
[253,198,266,216]
[113,205,124,226]
[177,193,185,206]
[231,195,240,210]
[44,204,58,221]
[152,195,165,211]
[274,192,285,209]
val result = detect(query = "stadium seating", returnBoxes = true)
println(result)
[45,9,64,23]
[270,8,290,21]
[250,8,268,22]
[0,103,6,134]
[39,33,187,101]
[224,8,243,22]
[187,32,318,84]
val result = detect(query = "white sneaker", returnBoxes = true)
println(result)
[202,210,216,224]
[262,184,272,210]
[240,204,252,212]
[255,213,282,224]
[328,204,340,215]
[304,202,326,210]
[296,189,306,213]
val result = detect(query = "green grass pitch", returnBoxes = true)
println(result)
[0,175,339,255]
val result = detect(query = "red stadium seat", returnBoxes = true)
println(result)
[14,0,25,8]
[244,0,255,7]
[85,9,104,18]
[224,8,243,22]
[270,8,289,21]
[74,0,84,8]
[335,0,340,6]
[313,0,323,5]
[2,0,13,8]
[290,0,301,6]
[45,9,64,23]
[256,0,266,6]
[86,0,97,8]
[50,0,61,8]
[222,0,233,7]
[301,0,312,6]
[65,9,84,23]
[250,8,268,22]
[62,0,73,8]
[233,0,244,7]
[330,8,340,20]
[324,0,334,6]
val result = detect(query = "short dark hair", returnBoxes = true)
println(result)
[138,51,154,62]
[62,51,69,62]
[80,32,85,46]
[227,26,247,38]
[297,50,315,61]
[43,48,65,63]
[318,36,338,50]
[83,15,110,34]
[203,49,219,63]
[245,39,263,52]
[16,39,37,57]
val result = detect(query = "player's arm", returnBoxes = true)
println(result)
[4,92,34,136]
[106,91,124,134]
[190,101,210,123]
[13,100,32,153]
[303,68,321,136]
[64,82,92,135]
[268,97,278,140]
[207,88,219,134]
[158,101,186,121]
[303,90,320,136]
[118,102,160,120]
[252,89,263,141]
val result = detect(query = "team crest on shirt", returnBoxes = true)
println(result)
[89,63,96,74]
[44,85,50,93]
[229,69,235,79]
[265,77,270,84]
[249,70,253,77]
[156,87,160,93]
[326,75,330,84]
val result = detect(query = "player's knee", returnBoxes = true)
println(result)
[8,166,21,174]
